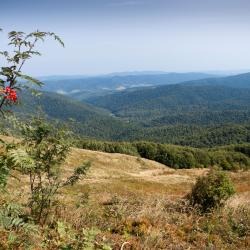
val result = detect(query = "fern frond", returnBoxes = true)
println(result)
[8,148,35,173]
[0,203,38,234]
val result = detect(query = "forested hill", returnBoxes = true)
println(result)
[6,72,250,148]
[14,91,135,140]
[86,72,250,126]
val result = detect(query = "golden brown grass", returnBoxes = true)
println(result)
[1,138,250,249]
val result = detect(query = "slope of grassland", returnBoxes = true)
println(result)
[2,137,250,249]
[4,137,250,206]
[55,148,250,249]
[65,148,207,197]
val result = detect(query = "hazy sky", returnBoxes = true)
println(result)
[0,0,250,76]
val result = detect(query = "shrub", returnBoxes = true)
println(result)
[189,168,235,212]
[1,117,90,225]
[134,141,158,159]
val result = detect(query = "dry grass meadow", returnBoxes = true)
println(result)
[1,140,250,249]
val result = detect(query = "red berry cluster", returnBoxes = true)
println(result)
[3,86,17,102]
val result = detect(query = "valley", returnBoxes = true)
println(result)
[11,72,250,147]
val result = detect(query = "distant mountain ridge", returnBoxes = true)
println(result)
[41,72,216,100]
[86,72,250,126]
[182,72,250,88]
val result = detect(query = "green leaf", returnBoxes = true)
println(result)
[8,148,35,173]
[16,73,44,87]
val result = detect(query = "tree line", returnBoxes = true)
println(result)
[78,139,250,170]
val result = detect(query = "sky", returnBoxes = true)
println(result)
[0,0,250,76]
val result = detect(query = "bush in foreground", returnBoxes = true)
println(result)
[189,168,235,212]
[0,117,90,225]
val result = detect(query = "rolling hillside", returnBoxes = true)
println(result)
[6,91,250,147]
[4,136,249,206]
[14,91,135,140]
[4,72,250,147]
[5,141,250,249]
[65,147,250,204]
[87,73,250,126]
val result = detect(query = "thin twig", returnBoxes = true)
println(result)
[120,242,130,250]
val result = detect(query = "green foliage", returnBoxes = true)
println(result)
[189,168,235,212]
[77,73,250,146]
[41,221,112,250]
[79,139,250,170]
[2,76,250,148]
[80,140,139,156]
[1,116,90,224]
[0,155,10,189]
[0,201,39,249]
[2,86,250,148]
[0,29,63,113]
[87,80,250,127]
[0,202,37,233]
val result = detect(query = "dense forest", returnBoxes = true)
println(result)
[87,76,250,126]
[9,72,250,148]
